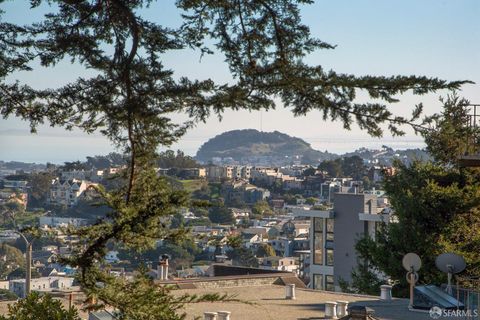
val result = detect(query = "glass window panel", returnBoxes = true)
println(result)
[314,218,323,232]
[326,249,334,266]
[326,218,334,233]
[325,275,335,291]
[314,234,323,265]
[326,218,334,241]
[326,232,334,241]
[313,274,323,290]
[325,240,334,250]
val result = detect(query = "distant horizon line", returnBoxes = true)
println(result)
[1,142,428,166]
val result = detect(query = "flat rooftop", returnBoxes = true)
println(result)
[0,275,433,320]
[176,285,432,320]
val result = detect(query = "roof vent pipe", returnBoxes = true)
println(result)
[380,285,392,300]
[285,283,296,300]
[217,311,231,320]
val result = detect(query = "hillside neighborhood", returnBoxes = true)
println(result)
[0,146,397,301]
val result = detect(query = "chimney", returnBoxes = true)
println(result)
[163,257,169,280]
[158,255,169,280]
[157,257,163,280]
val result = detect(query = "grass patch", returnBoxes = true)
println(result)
[180,179,207,193]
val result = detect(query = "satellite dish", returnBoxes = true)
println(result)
[435,253,466,274]
[402,253,422,272]
[435,253,466,295]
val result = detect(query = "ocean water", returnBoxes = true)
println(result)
[0,132,426,164]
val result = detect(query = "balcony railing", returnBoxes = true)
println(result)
[459,104,480,167]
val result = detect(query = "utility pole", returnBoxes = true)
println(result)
[16,231,33,297]
[8,211,33,298]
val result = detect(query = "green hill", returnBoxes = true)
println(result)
[195,129,334,163]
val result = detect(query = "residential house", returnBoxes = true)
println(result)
[222,180,270,205]
[283,177,304,191]
[259,256,298,273]
[39,216,90,228]
[48,178,96,207]
[1,179,28,192]
[241,233,262,249]
[230,208,251,224]
[61,169,104,182]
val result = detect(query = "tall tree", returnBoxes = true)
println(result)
[342,156,366,180]
[0,1,471,317]
[208,206,235,224]
[252,200,273,217]
[28,172,55,207]
[318,159,343,177]
[347,95,480,296]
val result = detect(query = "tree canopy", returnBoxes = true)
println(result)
[208,205,235,224]
[318,155,365,179]
[0,1,472,317]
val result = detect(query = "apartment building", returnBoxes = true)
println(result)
[294,192,392,292]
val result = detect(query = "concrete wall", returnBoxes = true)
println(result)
[193,276,281,289]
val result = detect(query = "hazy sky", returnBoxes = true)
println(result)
[1,0,479,163]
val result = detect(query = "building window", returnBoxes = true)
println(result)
[325,275,335,291]
[313,274,323,290]
[325,218,334,266]
[326,218,334,241]
[313,218,323,265]
[326,249,334,266]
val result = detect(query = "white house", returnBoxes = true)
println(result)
[49,178,96,207]
[10,276,75,298]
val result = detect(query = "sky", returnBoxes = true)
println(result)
[0,0,479,163]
